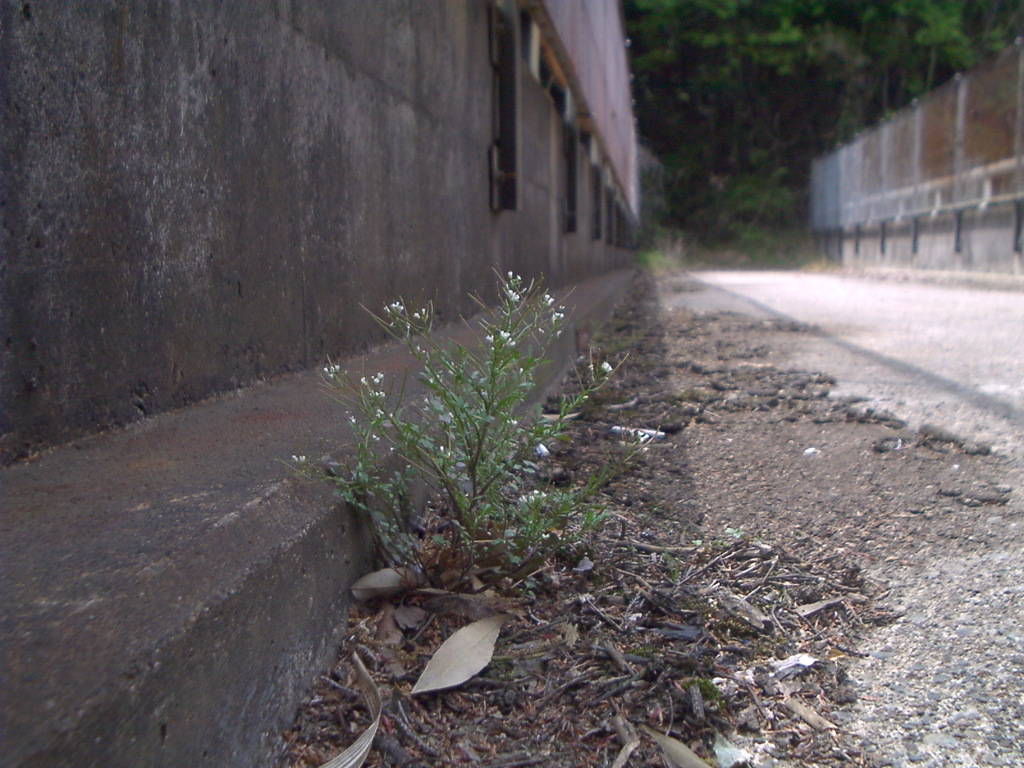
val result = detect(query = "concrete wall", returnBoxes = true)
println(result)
[535,0,639,211]
[818,205,1024,275]
[0,0,634,464]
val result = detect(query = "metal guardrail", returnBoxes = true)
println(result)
[811,41,1024,231]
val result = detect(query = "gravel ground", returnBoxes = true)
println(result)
[849,545,1024,768]
[671,270,1024,768]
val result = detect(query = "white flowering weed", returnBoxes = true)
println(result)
[322,273,617,589]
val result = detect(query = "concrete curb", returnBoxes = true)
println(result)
[0,268,634,767]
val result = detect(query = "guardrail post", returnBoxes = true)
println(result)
[913,100,922,212]
[954,73,967,207]
[1016,41,1023,270]
[1015,40,1023,207]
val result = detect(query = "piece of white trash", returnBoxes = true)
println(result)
[611,426,666,442]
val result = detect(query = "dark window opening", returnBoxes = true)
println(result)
[539,59,552,88]
[549,84,566,115]
[487,3,501,67]
[489,2,519,212]
[605,186,614,245]
[912,217,920,255]
[954,210,963,254]
[550,85,577,234]
[519,10,531,64]
[563,123,578,233]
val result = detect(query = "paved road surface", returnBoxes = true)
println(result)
[669,270,1024,768]
[669,271,1024,458]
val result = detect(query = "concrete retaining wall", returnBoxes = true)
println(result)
[817,205,1024,275]
[0,0,634,464]
[1,3,637,765]
[0,269,633,768]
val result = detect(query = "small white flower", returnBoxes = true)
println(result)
[601,361,613,374]
[359,376,368,386]
[500,330,512,342]
[291,454,307,464]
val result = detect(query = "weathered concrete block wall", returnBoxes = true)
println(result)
[0,0,633,464]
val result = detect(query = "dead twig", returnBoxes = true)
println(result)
[603,539,697,556]
[610,715,640,768]
[534,670,599,709]
[602,640,636,675]
[479,755,552,768]
[580,595,623,631]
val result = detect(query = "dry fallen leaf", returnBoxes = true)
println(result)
[784,698,837,731]
[351,567,422,601]
[713,731,752,768]
[374,604,403,646]
[714,588,770,632]
[393,604,428,631]
[541,411,582,421]
[610,715,640,768]
[318,654,381,768]
[411,615,505,694]
[574,555,595,572]
[562,622,580,647]
[640,725,712,768]
[793,596,845,618]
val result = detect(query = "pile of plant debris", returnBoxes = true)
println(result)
[278,271,1005,768]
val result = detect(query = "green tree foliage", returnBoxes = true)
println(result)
[626,0,1023,242]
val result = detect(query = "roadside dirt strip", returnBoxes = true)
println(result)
[279,270,1021,768]
[672,270,1024,768]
